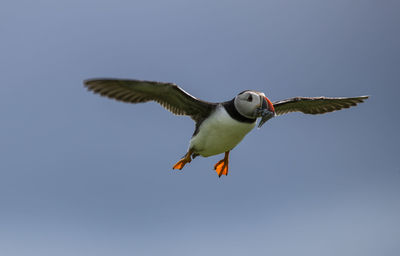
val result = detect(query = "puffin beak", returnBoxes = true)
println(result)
[257,96,276,128]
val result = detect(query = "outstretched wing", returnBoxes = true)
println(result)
[84,78,216,121]
[273,96,368,116]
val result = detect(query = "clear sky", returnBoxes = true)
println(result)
[1,0,399,255]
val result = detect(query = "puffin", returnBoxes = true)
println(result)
[84,78,368,177]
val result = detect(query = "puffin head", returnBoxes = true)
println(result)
[234,90,276,128]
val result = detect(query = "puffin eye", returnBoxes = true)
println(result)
[247,95,253,102]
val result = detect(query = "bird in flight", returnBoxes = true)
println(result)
[84,78,368,177]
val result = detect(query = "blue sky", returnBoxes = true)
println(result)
[1,0,399,255]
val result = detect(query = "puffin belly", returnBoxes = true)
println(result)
[189,105,256,157]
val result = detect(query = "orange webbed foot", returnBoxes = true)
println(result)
[173,158,190,170]
[214,151,230,177]
[172,150,193,170]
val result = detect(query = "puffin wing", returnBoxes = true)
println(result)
[84,78,216,121]
[273,96,368,116]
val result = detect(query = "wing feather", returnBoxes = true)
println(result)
[273,96,368,116]
[84,78,216,121]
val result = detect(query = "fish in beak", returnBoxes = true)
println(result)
[256,96,276,128]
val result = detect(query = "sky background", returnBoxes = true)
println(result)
[1,0,399,255]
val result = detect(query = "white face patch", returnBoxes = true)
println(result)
[234,91,263,119]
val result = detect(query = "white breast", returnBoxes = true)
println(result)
[189,105,256,157]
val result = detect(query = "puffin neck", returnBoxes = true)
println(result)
[222,99,257,123]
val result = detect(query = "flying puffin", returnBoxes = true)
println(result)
[84,78,368,177]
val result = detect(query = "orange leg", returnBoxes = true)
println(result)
[214,151,230,177]
[172,149,193,170]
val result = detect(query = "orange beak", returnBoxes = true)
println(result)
[258,96,276,128]
[264,96,275,113]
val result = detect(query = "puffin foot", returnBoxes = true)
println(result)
[172,150,193,170]
[214,151,230,177]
